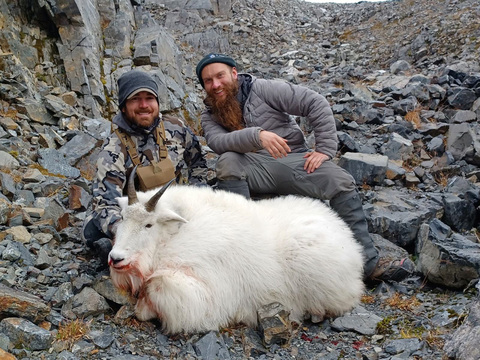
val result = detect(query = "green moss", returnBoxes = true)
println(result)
[376,316,394,335]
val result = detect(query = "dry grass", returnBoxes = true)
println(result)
[401,155,422,172]
[398,319,425,339]
[424,328,446,349]
[29,163,67,179]
[405,109,422,129]
[399,320,446,351]
[385,292,421,312]
[360,182,372,191]
[361,294,375,304]
[56,319,90,348]
[0,105,17,118]
[433,171,449,187]
[338,29,355,42]
[80,168,96,182]
[0,167,22,183]
[375,292,447,350]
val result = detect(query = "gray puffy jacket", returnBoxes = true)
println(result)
[201,73,338,159]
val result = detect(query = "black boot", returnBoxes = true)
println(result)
[330,190,379,279]
[330,191,415,282]
[216,179,251,199]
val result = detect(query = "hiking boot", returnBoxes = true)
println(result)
[370,257,415,282]
[368,233,416,282]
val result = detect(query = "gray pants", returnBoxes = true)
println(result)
[215,151,356,200]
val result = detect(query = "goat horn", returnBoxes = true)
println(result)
[127,165,139,205]
[144,178,176,212]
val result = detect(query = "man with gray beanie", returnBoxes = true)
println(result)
[83,69,208,266]
[196,53,415,283]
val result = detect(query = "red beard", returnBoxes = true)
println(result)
[205,80,244,131]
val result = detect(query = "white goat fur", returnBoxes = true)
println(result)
[109,185,365,334]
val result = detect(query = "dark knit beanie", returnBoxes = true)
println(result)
[117,70,158,109]
[195,53,236,88]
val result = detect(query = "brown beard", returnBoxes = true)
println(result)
[205,80,244,131]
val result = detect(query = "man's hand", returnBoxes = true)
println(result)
[259,130,291,159]
[303,151,329,174]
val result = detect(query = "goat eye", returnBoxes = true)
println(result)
[145,224,153,228]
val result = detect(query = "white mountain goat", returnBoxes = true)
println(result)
[108,169,365,334]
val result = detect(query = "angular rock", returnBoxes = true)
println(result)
[381,132,413,161]
[331,305,382,336]
[0,284,50,323]
[416,219,480,289]
[0,151,20,169]
[366,189,443,247]
[257,302,292,346]
[37,148,81,178]
[61,287,111,320]
[441,193,476,232]
[338,152,388,186]
[444,298,480,360]
[193,331,231,360]
[0,317,53,351]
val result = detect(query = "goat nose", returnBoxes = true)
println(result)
[108,253,124,265]
[112,258,124,265]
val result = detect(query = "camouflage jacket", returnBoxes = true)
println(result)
[89,112,208,238]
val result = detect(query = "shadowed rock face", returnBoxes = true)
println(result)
[0,0,479,358]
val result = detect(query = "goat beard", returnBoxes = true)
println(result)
[110,259,151,299]
[205,80,244,131]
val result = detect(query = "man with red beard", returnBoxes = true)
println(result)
[196,53,414,283]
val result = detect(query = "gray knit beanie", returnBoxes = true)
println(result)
[196,53,236,88]
[117,70,158,109]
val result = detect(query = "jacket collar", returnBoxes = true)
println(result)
[237,74,253,110]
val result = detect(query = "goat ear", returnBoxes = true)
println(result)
[159,209,188,224]
[157,209,188,235]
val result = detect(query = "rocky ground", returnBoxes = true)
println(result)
[0,0,480,359]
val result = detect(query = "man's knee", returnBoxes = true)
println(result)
[216,152,246,180]
[82,217,107,248]
[319,163,357,199]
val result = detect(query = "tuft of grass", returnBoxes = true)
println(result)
[56,319,90,347]
[398,319,425,339]
[0,167,23,183]
[433,171,449,187]
[361,182,372,191]
[424,328,446,349]
[361,294,375,304]
[401,155,422,172]
[385,292,421,312]
[0,106,18,118]
[405,109,422,129]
